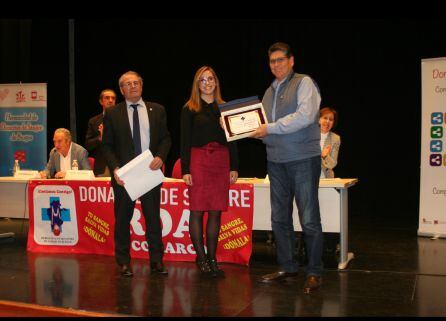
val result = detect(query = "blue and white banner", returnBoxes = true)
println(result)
[0,83,47,176]
[419,58,446,237]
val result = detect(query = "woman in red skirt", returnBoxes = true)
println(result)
[180,66,238,277]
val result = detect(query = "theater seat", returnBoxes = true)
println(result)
[171,158,182,179]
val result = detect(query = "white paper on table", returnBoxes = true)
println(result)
[115,150,165,201]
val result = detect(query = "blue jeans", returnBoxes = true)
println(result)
[268,156,323,276]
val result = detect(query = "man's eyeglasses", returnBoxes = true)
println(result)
[199,76,215,85]
[269,56,289,65]
[121,81,141,88]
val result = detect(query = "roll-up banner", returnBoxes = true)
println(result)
[0,83,47,176]
[419,58,446,237]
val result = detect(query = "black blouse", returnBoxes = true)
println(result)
[180,99,238,174]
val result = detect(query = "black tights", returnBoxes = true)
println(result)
[189,210,222,261]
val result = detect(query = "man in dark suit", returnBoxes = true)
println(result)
[85,89,117,177]
[102,71,171,277]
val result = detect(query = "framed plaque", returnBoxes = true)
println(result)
[219,96,268,142]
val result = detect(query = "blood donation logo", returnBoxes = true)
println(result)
[33,185,78,246]
[41,197,70,236]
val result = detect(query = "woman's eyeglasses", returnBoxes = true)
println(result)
[199,76,215,85]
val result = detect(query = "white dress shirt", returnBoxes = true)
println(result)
[126,99,150,152]
[59,142,72,172]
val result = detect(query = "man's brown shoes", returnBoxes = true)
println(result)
[303,275,322,294]
[260,271,299,283]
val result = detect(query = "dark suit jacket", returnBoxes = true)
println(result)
[101,101,171,181]
[85,113,108,176]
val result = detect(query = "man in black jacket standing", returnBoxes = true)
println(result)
[85,89,117,176]
[102,71,171,277]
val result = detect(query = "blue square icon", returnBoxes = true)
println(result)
[430,140,443,152]
[431,112,443,124]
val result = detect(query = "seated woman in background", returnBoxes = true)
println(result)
[319,107,341,178]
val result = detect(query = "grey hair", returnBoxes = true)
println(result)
[118,71,144,87]
[54,128,71,141]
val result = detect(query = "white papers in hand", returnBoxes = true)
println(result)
[115,150,165,201]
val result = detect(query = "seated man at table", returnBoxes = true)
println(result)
[40,128,91,179]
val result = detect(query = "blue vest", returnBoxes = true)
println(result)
[262,72,321,163]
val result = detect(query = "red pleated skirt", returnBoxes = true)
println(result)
[189,142,230,211]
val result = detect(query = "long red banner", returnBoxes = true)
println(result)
[27,180,254,265]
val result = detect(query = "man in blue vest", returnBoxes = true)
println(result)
[251,42,323,294]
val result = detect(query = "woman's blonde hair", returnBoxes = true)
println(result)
[185,66,224,112]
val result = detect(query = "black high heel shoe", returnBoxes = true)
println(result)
[207,258,225,277]
[196,258,212,275]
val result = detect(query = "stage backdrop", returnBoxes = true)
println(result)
[0,83,47,176]
[419,58,446,237]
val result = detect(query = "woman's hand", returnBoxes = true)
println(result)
[183,174,193,186]
[321,145,332,158]
[230,171,238,184]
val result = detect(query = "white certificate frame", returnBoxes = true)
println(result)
[227,110,262,135]
[220,100,268,142]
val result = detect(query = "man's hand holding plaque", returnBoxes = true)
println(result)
[250,123,268,139]
[219,96,268,142]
